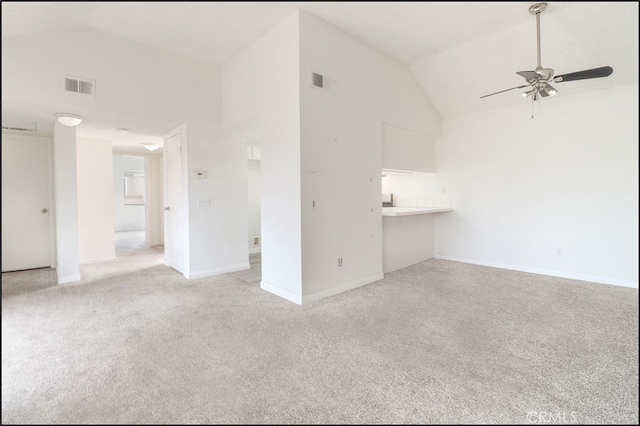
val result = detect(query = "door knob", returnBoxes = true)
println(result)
[164,207,170,211]
[41,208,48,213]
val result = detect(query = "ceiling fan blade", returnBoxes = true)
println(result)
[554,66,613,82]
[516,71,539,81]
[480,84,530,99]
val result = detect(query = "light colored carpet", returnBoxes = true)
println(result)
[1,237,638,424]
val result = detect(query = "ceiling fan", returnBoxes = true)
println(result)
[480,2,613,101]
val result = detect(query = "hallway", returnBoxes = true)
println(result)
[78,231,165,282]
[229,253,261,285]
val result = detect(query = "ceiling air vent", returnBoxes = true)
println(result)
[2,120,38,132]
[63,76,95,96]
[310,71,332,91]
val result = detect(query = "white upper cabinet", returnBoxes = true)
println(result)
[382,123,435,172]
[247,145,261,160]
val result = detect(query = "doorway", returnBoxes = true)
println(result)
[229,139,262,285]
[113,155,147,247]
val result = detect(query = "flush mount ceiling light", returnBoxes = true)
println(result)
[142,144,159,152]
[54,113,83,127]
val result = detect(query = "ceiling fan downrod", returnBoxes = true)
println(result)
[529,3,547,70]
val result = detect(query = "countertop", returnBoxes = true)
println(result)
[382,206,453,216]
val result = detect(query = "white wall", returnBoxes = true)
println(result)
[383,215,434,273]
[113,156,145,232]
[4,27,249,282]
[77,138,115,263]
[145,154,164,246]
[248,159,262,253]
[224,11,302,302]
[1,27,220,129]
[53,122,80,284]
[184,123,248,278]
[298,12,442,302]
[224,10,442,304]
[436,84,639,288]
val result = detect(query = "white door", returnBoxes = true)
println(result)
[163,129,184,273]
[2,134,53,272]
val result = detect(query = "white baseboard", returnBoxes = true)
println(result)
[249,247,261,255]
[302,272,385,304]
[79,255,117,265]
[261,273,385,305]
[186,262,250,280]
[57,273,81,284]
[261,280,302,305]
[435,255,638,289]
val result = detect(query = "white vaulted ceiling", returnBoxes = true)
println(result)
[2,1,638,121]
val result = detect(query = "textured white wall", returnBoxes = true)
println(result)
[145,154,164,246]
[298,12,442,301]
[1,27,221,128]
[53,122,80,283]
[383,214,434,273]
[224,10,443,303]
[3,28,248,280]
[224,11,302,302]
[184,123,248,277]
[435,84,639,288]
[77,138,115,264]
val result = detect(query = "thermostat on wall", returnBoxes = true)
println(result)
[195,169,206,179]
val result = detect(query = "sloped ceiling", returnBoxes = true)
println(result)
[2,2,638,135]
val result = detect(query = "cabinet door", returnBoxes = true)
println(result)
[382,123,435,172]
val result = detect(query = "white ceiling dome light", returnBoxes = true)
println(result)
[142,144,159,152]
[54,113,84,127]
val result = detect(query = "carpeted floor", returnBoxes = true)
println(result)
[1,234,638,424]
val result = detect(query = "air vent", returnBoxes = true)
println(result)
[63,76,95,96]
[309,71,332,91]
[2,120,38,132]
[312,72,324,88]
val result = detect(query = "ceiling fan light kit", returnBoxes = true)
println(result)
[480,2,613,114]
